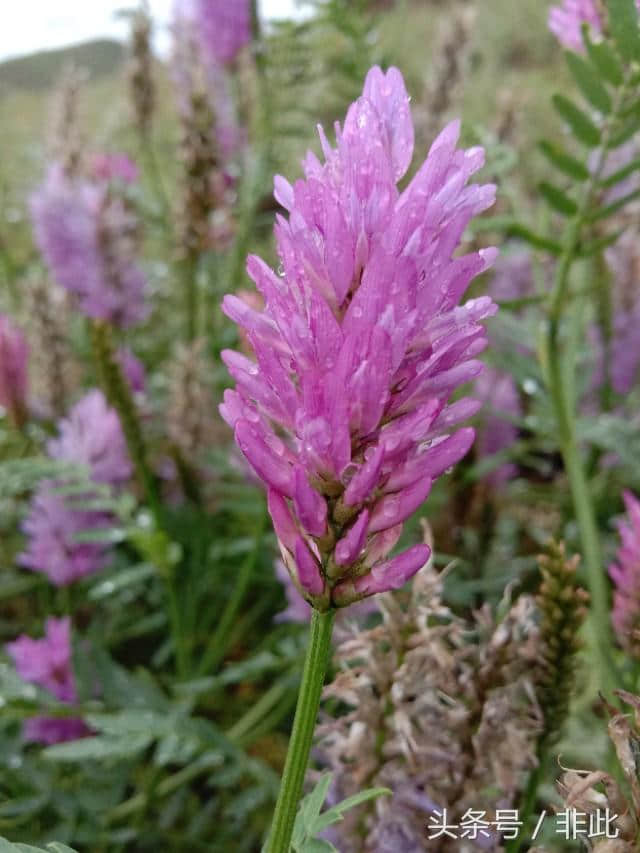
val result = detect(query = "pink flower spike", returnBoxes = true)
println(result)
[221,65,496,608]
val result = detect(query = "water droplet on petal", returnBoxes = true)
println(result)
[383,495,400,517]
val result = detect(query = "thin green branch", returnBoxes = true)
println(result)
[543,71,630,700]
[265,608,336,853]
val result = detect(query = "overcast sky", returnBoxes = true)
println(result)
[0,1,306,62]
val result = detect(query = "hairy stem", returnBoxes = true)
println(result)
[266,608,335,853]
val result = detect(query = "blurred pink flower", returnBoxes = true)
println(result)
[91,152,139,184]
[47,390,132,487]
[548,0,601,52]
[0,312,29,426]
[609,490,640,654]
[6,617,89,744]
[21,390,130,586]
[19,486,112,586]
[175,0,250,67]
[548,0,640,52]
[31,164,148,328]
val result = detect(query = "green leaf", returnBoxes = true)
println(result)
[300,774,333,830]
[607,0,640,62]
[599,156,640,187]
[586,187,640,220]
[538,182,579,215]
[88,563,155,600]
[313,788,391,833]
[301,842,336,853]
[585,36,624,85]
[0,459,83,499]
[0,841,78,853]
[610,114,640,147]
[565,52,612,113]
[0,663,52,707]
[552,94,601,147]
[538,140,590,180]
[43,732,152,762]
[577,227,626,255]
[291,775,390,851]
[470,217,562,253]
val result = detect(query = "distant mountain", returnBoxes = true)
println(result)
[0,40,125,91]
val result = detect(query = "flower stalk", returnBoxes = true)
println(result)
[90,319,161,521]
[542,72,632,695]
[266,608,335,853]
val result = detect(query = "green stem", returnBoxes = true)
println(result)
[542,76,632,697]
[266,608,335,853]
[183,252,199,342]
[91,322,186,675]
[139,134,172,229]
[90,320,162,522]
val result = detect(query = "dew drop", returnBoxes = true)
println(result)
[383,495,400,517]
[523,378,538,395]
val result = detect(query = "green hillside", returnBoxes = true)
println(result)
[0,39,125,91]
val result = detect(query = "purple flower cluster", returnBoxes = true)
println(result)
[0,312,29,425]
[191,0,250,66]
[6,617,88,744]
[31,161,147,328]
[47,389,132,486]
[548,0,602,52]
[222,66,497,608]
[609,491,640,654]
[548,0,640,51]
[20,391,131,586]
[171,1,244,163]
